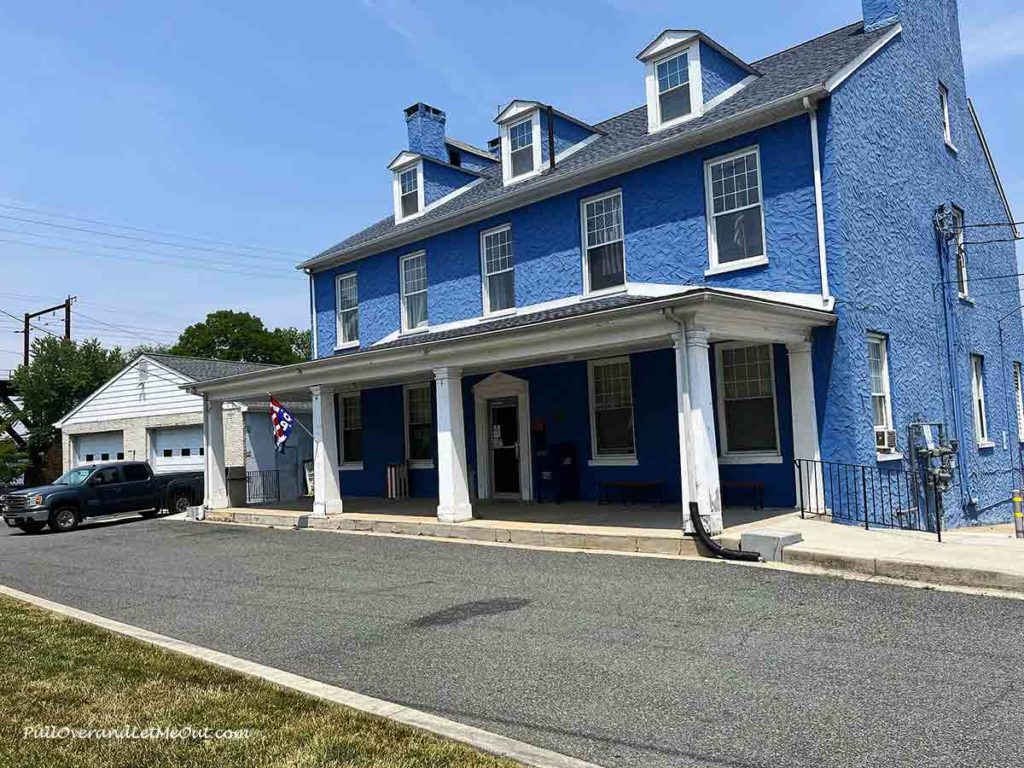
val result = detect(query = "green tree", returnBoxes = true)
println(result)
[169,311,303,365]
[271,327,311,362]
[12,337,127,455]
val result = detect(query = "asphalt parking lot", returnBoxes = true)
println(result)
[1,516,1022,768]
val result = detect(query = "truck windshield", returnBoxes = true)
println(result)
[53,468,93,486]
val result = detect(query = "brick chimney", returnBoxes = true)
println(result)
[863,0,899,32]
[404,102,447,163]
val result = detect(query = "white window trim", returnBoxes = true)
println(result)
[579,189,628,297]
[500,111,543,185]
[1015,361,1024,443]
[714,342,782,465]
[403,382,435,469]
[867,332,896,458]
[644,40,704,134]
[399,250,428,335]
[939,82,957,152]
[704,145,768,275]
[392,159,425,224]
[951,206,969,299]
[480,224,515,317]
[970,354,993,448]
[587,356,637,466]
[338,392,364,470]
[334,272,359,350]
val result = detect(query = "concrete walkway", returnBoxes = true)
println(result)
[722,514,1024,593]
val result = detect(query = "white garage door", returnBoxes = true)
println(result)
[74,432,125,466]
[150,426,204,474]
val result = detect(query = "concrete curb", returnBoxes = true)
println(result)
[0,584,601,768]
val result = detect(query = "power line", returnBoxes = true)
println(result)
[0,199,310,259]
[73,309,174,346]
[0,308,61,339]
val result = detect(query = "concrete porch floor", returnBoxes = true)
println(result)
[208,496,793,557]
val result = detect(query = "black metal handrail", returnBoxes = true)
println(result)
[795,458,938,538]
[246,469,280,505]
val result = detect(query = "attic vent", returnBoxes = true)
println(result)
[447,147,462,167]
[138,360,149,384]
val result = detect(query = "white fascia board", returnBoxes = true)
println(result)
[301,85,825,272]
[495,100,543,124]
[636,30,700,61]
[387,151,421,172]
[825,23,903,92]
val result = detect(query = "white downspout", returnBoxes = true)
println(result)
[307,270,318,360]
[804,97,831,306]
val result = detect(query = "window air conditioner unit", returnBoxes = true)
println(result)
[875,428,898,453]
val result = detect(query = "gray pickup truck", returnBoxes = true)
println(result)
[1,461,203,534]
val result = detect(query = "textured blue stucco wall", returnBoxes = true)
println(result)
[539,111,595,166]
[455,149,497,173]
[422,159,478,207]
[862,0,899,31]
[820,0,1024,526]
[699,42,750,103]
[312,115,818,353]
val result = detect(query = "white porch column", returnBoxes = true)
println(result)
[673,332,696,526]
[684,328,723,535]
[311,385,343,517]
[434,367,473,523]
[203,397,229,510]
[787,340,826,513]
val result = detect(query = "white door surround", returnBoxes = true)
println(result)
[473,372,533,502]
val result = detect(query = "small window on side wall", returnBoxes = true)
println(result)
[970,354,991,446]
[705,148,766,272]
[950,207,968,298]
[939,83,954,149]
[867,333,896,454]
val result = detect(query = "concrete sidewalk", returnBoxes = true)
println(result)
[722,513,1024,594]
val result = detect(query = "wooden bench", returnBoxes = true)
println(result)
[721,480,765,510]
[597,480,664,506]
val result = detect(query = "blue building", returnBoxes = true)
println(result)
[194,0,1022,533]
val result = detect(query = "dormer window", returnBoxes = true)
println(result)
[656,52,692,123]
[508,119,535,178]
[399,167,420,217]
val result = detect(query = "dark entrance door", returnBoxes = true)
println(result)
[489,398,520,497]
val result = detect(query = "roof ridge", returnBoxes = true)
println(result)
[146,352,277,368]
[751,20,863,66]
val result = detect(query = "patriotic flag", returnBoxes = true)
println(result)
[270,397,294,452]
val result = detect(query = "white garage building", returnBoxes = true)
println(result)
[56,354,313,503]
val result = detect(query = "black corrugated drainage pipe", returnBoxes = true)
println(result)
[688,502,762,562]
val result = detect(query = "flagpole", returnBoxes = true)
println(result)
[269,393,315,438]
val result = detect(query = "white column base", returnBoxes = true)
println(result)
[312,499,344,518]
[437,502,474,523]
[204,494,230,512]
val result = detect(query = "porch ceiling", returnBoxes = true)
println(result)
[186,288,835,400]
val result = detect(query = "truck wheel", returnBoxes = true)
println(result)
[17,521,45,535]
[169,492,191,515]
[49,507,79,533]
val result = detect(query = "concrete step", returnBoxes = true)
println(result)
[204,510,701,557]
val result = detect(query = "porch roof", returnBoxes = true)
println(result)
[184,287,835,400]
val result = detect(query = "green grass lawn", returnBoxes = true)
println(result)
[0,595,522,768]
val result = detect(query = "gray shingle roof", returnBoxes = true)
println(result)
[146,353,277,382]
[310,21,886,267]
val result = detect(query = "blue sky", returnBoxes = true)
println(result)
[0,0,1020,371]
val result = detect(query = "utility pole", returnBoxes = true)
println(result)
[21,296,76,367]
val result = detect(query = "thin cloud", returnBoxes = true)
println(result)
[360,0,498,118]
[962,13,1024,70]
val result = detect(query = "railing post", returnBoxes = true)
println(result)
[796,460,805,519]
[862,468,870,530]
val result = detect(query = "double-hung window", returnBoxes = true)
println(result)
[970,354,991,446]
[404,383,433,467]
[867,333,895,452]
[399,167,420,219]
[481,225,514,314]
[335,273,359,346]
[716,344,780,461]
[588,358,636,462]
[951,207,968,298]
[581,190,626,294]
[400,252,428,332]
[339,393,363,466]
[508,118,535,179]
[706,148,766,270]
[655,52,692,124]
[1015,362,1024,443]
